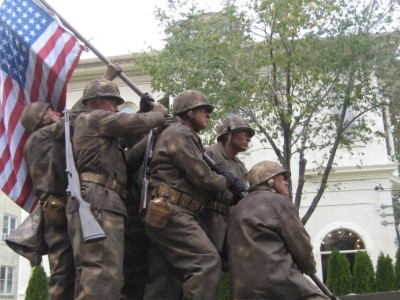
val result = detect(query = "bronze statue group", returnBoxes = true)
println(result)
[13,65,330,300]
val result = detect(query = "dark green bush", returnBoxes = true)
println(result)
[395,247,400,290]
[218,272,230,300]
[351,251,375,293]
[375,252,395,292]
[326,248,352,296]
[25,265,48,300]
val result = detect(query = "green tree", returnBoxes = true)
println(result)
[351,251,375,294]
[326,248,352,296]
[395,247,400,290]
[137,0,400,224]
[375,252,396,292]
[25,265,48,300]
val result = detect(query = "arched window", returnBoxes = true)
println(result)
[320,228,365,282]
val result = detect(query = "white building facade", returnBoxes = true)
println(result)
[0,190,30,300]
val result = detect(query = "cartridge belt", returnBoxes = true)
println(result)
[205,201,232,215]
[156,182,203,214]
[80,172,127,199]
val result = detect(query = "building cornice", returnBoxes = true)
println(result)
[306,162,399,182]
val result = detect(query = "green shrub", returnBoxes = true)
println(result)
[25,265,48,300]
[395,247,400,290]
[218,272,230,300]
[351,251,375,293]
[326,248,352,296]
[375,252,395,292]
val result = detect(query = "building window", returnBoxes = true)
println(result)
[320,228,365,282]
[2,214,16,240]
[0,266,14,295]
[332,89,356,140]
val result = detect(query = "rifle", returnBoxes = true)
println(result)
[139,129,155,216]
[310,274,341,300]
[64,109,106,242]
[203,152,247,200]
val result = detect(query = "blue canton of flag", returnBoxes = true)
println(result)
[0,0,83,212]
[0,0,53,86]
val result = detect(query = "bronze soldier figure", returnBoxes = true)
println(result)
[200,115,255,272]
[68,78,166,299]
[143,90,245,299]
[120,100,154,300]
[227,161,330,300]
[121,140,151,300]
[21,102,75,300]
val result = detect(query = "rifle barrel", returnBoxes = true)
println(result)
[64,109,106,242]
[310,274,341,300]
[203,152,247,199]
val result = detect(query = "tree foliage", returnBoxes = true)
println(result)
[375,252,395,292]
[25,265,48,300]
[136,0,400,223]
[351,251,375,294]
[326,248,352,296]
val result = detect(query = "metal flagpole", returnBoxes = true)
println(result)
[36,0,145,98]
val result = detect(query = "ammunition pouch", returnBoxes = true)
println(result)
[42,196,66,227]
[205,200,232,215]
[156,182,204,214]
[145,196,173,229]
[80,172,127,199]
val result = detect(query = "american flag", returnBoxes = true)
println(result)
[0,0,83,212]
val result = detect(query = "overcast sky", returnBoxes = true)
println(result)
[48,0,398,59]
[49,0,171,58]
[2,0,398,59]
[0,0,223,59]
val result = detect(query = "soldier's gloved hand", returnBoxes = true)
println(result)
[139,92,155,113]
[102,62,122,81]
[155,114,174,134]
[223,171,246,196]
[210,163,226,175]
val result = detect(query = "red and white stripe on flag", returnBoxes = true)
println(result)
[0,0,83,212]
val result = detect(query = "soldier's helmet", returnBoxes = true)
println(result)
[216,115,255,141]
[81,79,124,105]
[248,160,290,190]
[172,90,214,115]
[21,102,52,133]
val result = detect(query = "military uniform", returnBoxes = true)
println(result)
[201,142,247,251]
[200,115,253,275]
[227,162,329,300]
[143,117,227,300]
[23,110,75,300]
[68,89,165,299]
